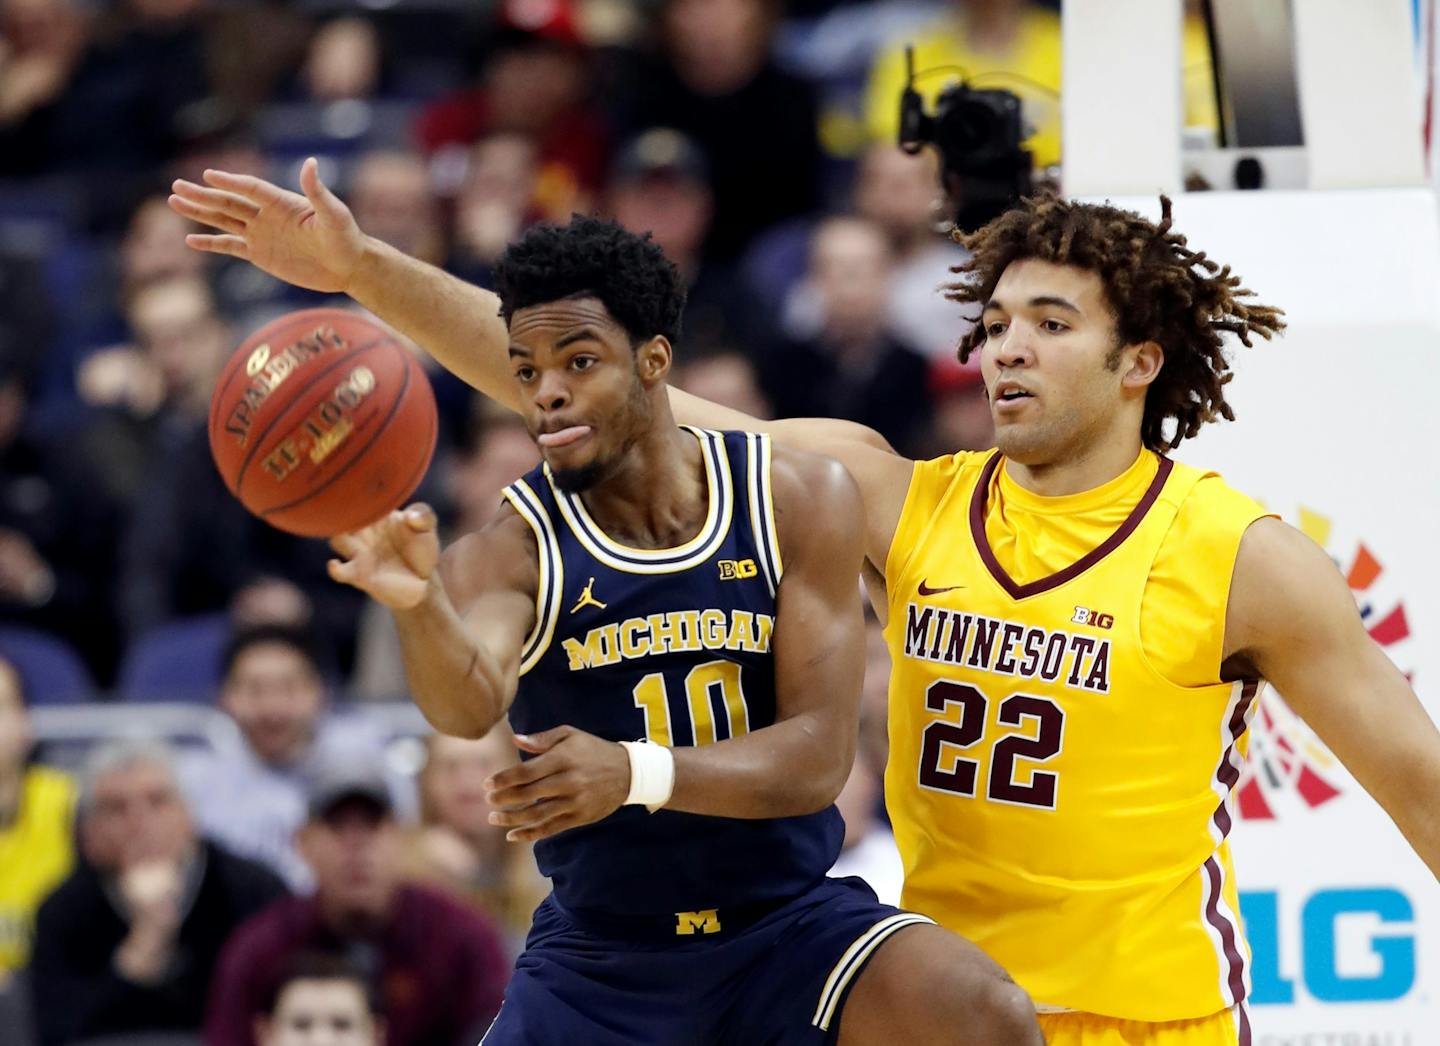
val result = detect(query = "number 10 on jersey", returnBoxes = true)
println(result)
[632,660,751,747]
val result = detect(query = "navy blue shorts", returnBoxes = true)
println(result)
[480,876,933,1046]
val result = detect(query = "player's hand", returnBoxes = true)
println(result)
[327,503,440,609]
[485,726,632,843]
[168,157,367,293]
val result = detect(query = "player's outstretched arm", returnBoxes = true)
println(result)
[1226,518,1440,878]
[328,504,538,739]
[169,159,524,414]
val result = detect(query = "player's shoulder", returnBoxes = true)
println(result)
[905,448,992,500]
[1164,459,1270,530]
[768,442,861,512]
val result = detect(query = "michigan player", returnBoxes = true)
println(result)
[171,170,1440,1041]
[170,173,1040,1044]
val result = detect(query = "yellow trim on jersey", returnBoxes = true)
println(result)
[501,479,564,676]
[811,913,934,1031]
[545,426,733,574]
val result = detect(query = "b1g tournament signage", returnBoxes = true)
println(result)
[1230,508,1425,1043]
[1149,188,1440,1042]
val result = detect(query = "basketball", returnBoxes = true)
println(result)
[208,308,438,538]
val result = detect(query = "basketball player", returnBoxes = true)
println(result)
[171,169,1440,1043]
[169,173,1039,1044]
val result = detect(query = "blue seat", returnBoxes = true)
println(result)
[0,627,95,705]
[117,613,231,704]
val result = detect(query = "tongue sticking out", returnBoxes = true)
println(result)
[538,425,592,448]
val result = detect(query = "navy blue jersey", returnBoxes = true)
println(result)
[502,427,843,920]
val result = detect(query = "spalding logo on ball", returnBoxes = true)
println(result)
[208,307,437,538]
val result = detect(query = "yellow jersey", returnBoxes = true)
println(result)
[0,765,76,970]
[883,449,1269,1021]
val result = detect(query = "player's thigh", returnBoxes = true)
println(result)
[836,923,1042,1046]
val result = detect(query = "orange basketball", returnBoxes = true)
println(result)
[208,308,437,538]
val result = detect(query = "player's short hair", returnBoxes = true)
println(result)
[947,194,1287,451]
[494,216,687,348]
[221,623,326,682]
[260,951,383,1018]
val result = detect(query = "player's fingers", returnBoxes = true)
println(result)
[507,808,581,843]
[402,503,437,532]
[329,532,362,558]
[184,234,249,259]
[300,157,348,219]
[170,180,259,221]
[168,195,246,235]
[202,167,290,206]
[488,796,565,828]
[485,754,554,793]
[487,771,576,812]
[512,725,573,754]
[326,558,357,585]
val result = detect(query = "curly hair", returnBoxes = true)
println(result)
[494,216,687,347]
[948,194,1286,451]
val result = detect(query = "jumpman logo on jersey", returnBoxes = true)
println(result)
[570,577,608,614]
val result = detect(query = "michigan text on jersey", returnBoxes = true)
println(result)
[563,609,775,671]
[902,603,1111,693]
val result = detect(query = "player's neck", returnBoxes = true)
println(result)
[580,400,708,550]
[1003,434,1147,498]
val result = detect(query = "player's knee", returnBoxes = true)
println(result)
[965,973,1041,1045]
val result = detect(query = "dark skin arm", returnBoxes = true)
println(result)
[1225,517,1440,878]
[328,504,538,739]
[486,446,868,840]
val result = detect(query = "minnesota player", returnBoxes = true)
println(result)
[171,169,1440,1043]
[170,172,1039,1044]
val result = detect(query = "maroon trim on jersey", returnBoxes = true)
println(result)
[1238,1001,1253,1046]
[968,451,1175,599]
[1211,680,1261,839]
[1204,856,1249,1008]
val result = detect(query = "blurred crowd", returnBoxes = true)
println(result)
[0,0,1219,1042]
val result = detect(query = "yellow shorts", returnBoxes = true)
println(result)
[1038,1005,1250,1046]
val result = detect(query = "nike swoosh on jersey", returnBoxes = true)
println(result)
[917,580,965,596]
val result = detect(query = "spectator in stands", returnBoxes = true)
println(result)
[0,0,88,176]
[447,133,541,286]
[208,765,508,1046]
[29,737,286,1045]
[417,0,606,218]
[300,17,384,104]
[350,151,445,269]
[853,143,977,360]
[256,952,384,1046]
[608,128,755,355]
[399,728,548,950]
[0,353,123,680]
[760,216,934,455]
[619,0,821,261]
[864,0,1062,170]
[926,357,993,455]
[0,654,74,977]
[181,624,409,891]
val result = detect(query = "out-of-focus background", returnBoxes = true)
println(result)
[0,0,1437,1042]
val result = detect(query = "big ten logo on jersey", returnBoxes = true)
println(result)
[1070,605,1114,629]
[717,558,758,581]
[1242,887,1416,1004]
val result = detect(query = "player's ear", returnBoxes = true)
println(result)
[1121,340,1164,389]
[636,336,672,385]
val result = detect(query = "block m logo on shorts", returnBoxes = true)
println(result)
[675,909,721,935]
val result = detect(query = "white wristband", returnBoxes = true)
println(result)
[620,741,675,813]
